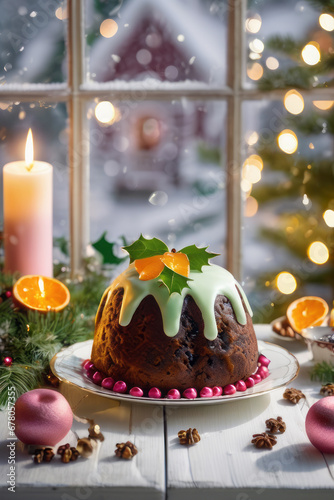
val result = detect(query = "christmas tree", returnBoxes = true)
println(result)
[248,0,334,322]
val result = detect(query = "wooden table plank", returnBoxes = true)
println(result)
[0,388,165,500]
[166,325,334,499]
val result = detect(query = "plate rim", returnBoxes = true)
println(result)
[50,339,300,406]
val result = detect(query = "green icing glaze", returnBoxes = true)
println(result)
[102,263,253,341]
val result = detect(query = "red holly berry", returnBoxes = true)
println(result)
[3,356,13,367]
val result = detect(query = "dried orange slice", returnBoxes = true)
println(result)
[286,296,329,333]
[13,275,70,312]
[161,252,189,277]
[135,255,165,281]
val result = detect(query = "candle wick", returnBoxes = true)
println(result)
[26,162,34,172]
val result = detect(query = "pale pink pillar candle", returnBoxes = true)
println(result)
[3,161,53,276]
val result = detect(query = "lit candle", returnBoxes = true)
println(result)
[3,129,53,276]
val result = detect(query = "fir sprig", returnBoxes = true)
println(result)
[310,362,334,384]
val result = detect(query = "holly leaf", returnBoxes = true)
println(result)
[92,232,127,265]
[179,245,219,272]
[123,234,169,263]
[158,266,193,295]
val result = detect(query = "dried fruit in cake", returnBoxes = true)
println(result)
[286,296,329,333]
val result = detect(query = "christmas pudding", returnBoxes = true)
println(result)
[89,236,259,397]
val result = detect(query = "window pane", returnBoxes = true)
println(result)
[84,0,227,87]
[242,99,333,323]
[0,101,69,253]
[0,0,67,85]
[89,98,226,263]
[245,0,334,90]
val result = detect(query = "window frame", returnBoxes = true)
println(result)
[1,0,334,279]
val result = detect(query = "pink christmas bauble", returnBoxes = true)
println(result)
[305,397,334,454]
[15,389,73,446]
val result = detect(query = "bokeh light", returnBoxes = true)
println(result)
[247,62,263,81]
[244,154,263,171]
[301,42,321,65]
[276,272,297,294]
[307,241,329,264]
[245,131,259,146]
[284,90,304,115]
[266,57,279,70]
[319,13,334,32]
[313,100,334,110]
[245,14,262,34]
[244,196,258,217]
[277,129,298,154]
[241,179,252,194]
[323,209,334,227]
[249,39,264,53]
[242,162,262,184]
[55,6,67,20]
[95,101,116,125]
[100,19,118,38]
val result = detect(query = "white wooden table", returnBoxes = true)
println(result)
[1,324,334,500]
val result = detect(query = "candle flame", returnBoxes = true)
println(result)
[38,277,45,298]
[25,128,34,171]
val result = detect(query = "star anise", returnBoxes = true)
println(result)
[115,441,138,459]
[320,384,334,397]
[265,416,286,434]
[283,387,305,404]
[178,428,201,445]
[251,432,277,449]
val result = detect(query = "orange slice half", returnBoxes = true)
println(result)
[286,296,329,333]
[134,255,165,281]
[161,252,189,277]
[13,275,70,312]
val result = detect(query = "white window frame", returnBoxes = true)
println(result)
[1,0,333,279]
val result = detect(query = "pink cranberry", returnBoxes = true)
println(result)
[148,387,161,399]
[245,377,255,388]
[200,387,214,398]
[212,386,223,397]
[83,359,94,370]
[183,388,197,399]
[258,354,271,367]
[257,366,269,379]
[167,389,181,399]
[5,291,12,298]
[86,367,96,379]
[235,380,247,392]
[113,381,127,393]
[92,371,103,386]
[130,387,144,397]
[224,384,236,395]
[101,377,115,390]
[252,373,262,384]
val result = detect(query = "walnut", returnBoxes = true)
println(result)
[43,448,55,463]
[115,441,138,459]
[265,416,286,434]
[272,318,295,338]
[33,449,44,464]
[283,387,305,404]
[61,448,72,463]
[88,423,105,442]
[70,447,80,461]
[76,437,96,458]
[178,428,201,445]
[320,384,334,396]
[251,433,277,449]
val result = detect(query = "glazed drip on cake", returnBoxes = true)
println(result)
[97,264,252,341]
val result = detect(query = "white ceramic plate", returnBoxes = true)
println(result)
[50,339,299,406]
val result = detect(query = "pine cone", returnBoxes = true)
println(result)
[283,387,305,404]
[115,441,138,459]
[178,428,201,445]
[265,416,286,434]
[251,432,277,449]
[320,384,334,397]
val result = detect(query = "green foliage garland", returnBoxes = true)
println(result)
[0,269,108,409]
